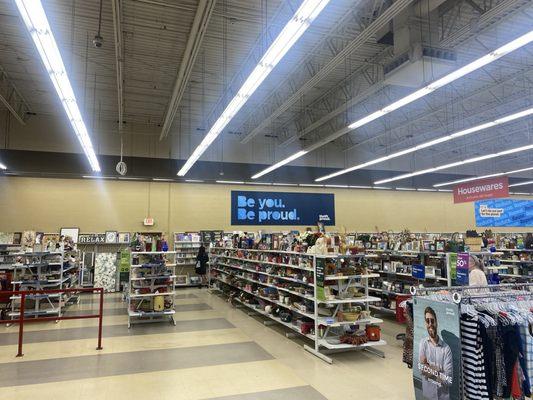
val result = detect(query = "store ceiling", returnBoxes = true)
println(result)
[0,0,532,188]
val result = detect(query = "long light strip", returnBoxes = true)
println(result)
[0,163,6,170]
[251,30,533,180]
[374,144,533,185]
[316,107,533,182]
[177,0,331,177]
[14,0,100,172]
[509,180,533,187]
[433,166,533,187]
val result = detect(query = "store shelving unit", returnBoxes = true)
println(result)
[174,237,202,287]
[209,247,386,364]
[9,250,80,320]
[128,251,176,328]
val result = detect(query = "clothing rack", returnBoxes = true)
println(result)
[410,282,533,295]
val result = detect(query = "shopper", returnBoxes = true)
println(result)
[196,245,209,287]
[468,254,488,288]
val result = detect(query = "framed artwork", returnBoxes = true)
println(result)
[422,240,432,251]
[105,231,118,243]
[435,240,445,252]
[60,227,79,243]
[12,232,21,245]
[118,232,131,244]
[35,232,45,245]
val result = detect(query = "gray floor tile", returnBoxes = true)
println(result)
[0,341,273,387]
[0,318,234,345]
[207,386,328,400]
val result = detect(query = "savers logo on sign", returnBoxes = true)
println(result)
[231,191,335,226]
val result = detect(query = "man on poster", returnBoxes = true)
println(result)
[418,307,453,400]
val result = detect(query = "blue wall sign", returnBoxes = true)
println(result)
[412,264,426,279]
[474,199,533,227]
[231,191,335,226]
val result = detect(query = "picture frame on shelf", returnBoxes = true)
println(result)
[35,232,45,245]
[435,240,445,252]
[60,227,79,243]
[12,232,21,245]
[105,231,118,244]
[118,232,131,244]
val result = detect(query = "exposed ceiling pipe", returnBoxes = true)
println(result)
[239,0,415,144]
[111,0,124,133]
[158,0,217,141]
[111,0,127,174]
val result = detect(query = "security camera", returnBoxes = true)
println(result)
[93,34,103,48]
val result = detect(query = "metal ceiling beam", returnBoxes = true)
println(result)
[111,0,124,134]
[158,0,216,141]
[0,65,30,125]
[239,0,415,144]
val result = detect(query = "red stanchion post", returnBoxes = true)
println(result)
[96,288,103,350]
[17,292,25,357]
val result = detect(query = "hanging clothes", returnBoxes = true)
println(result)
[460,314,490,400]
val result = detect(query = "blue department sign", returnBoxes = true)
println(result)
[231,191,335,226]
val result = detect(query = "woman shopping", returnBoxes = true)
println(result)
[196,245,209,287]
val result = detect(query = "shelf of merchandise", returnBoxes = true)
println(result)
[174,240,202,288]
[209,247,386,364]
[128,251,177,328]
[8,250,80,320]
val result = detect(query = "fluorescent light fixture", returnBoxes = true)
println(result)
[395,187,416,191]
[272,183,298,186]
[324,184,349,188]
[252,30,533,180]
[299,183,325,187]
[216,180,244,184]
[417,188,437,192]
[14,0,100,172]
[316,107,533,182]
[510,192,532,195]
[373,186,391,190]
[0,163,7,170]
[252,150,308,179]
[245,181,272,185]
[509,180,533,187]
[118,177,143,181]
[152,178,174,182]
[375,144,533,185]
[349,185,373,189]
[82,175,101,179]
[438,189,453,192]
[433,166,533,187]
[185,179,204,183]
[177,0,331,177]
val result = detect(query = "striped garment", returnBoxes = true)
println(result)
[520,324,533,388]
[460,315,490,400]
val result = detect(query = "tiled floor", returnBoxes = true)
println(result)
[0,289,415,399]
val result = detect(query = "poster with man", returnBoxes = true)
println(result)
[413,297,461,400]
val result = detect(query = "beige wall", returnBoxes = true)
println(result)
[0,176,530,235]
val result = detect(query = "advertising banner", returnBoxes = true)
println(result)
[413,297,461,400]
[453,176,508,203]
[447,253,457,281]
[455,252,469,285]
[412,264,426,279]
[231,191,335,226]
[474,199,533,227]
[315,258,326,301]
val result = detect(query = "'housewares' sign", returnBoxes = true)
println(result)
[231,191,335,226]
[453,176,509,203]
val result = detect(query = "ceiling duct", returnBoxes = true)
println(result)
[380,0,457,87]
